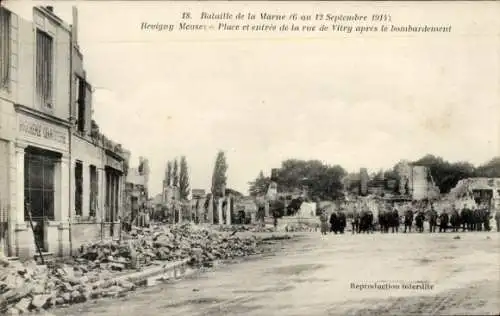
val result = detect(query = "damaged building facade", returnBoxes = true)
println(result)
[123,157,150,225]
[449,177,500,210]
[395,161,440,200]
[0,5,128,259]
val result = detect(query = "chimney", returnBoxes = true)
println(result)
[46,6,54,12]
[72,6,78,45]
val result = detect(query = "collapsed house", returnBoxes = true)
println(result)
[447,177,500,210]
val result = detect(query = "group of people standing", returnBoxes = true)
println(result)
[319,208,375,235]
[382,204,495,234]
[319,203,500,235]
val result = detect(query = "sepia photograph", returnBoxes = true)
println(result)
[0,1,499,315]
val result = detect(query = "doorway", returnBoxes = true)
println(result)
[105,167,120,237]
[24,147,60,251]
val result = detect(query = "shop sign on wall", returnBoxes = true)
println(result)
[18,114,68,150]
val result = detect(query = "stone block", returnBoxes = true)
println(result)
[58,222,70,257]
[112,222,121,240]
[44,222,59,254]
[15,224,34,260]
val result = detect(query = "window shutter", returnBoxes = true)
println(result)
[10,10,18,94]
[85,82,92,133]
[0,8,12,91]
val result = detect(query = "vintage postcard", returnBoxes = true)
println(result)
[0,0,499,315]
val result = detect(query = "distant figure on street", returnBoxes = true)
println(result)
[415,210,425,233]
[320,210,329,235]
[472,206,482,231]
[461,204,472,232]
[337,211,347,234]
[272,209,279,231]
[404,208,413,233]
[330,212,338,234]
[391,208,400,233]
[495,210,500,232]
[359,210,374,233]
[352,209,360,234]
[450,206,461,232]
[439,211,449,233]
[429,205,438,233]
[483,207,491,232]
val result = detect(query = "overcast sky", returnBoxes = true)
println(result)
[7,1,500,196]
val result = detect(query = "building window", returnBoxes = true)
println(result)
[36,29,53,109]
[74,161,83,216]
[76,76,86,133]
[89,165,98,217]
[0,8,10,91]
[105,169,120,223]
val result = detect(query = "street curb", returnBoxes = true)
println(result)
[111,258,192,287]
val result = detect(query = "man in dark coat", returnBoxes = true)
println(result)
[379,209,390,233]
[428,205,438,233]
[483,207,491,231]
[330,211,338,234]
[378,210,386,233]
[404,208,413,233]
[337,211,347,234]
[352,208,360,234]
[450,206,461,232]
[366,211,374,233]
[495,210,500,232]
[415,210,425,233]
[473,207,482,231]
[359,210,372,233]
[391,209,400,233]
[439,211,449,233]
[461,205,472,232]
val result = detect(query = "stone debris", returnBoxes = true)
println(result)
[0,223,269,314]
[75,223,262,268]
[216,225,275,233]
[0,257,138,314]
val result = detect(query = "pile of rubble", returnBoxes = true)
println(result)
[216,225,276,233]
[75,223,261,269]
[0,223,269,314]
[248,226,277,233]
[0,256,135,315]
[216,225,253,232]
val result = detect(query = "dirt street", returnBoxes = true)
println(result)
[55,231,500,316]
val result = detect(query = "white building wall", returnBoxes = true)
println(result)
[412,166,428,200]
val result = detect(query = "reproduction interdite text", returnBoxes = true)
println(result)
[139,11,452,34]
[350,281,435,291]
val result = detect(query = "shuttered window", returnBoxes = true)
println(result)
[0,8,10,91]
[76,76,86,132]
[75,162,83,216]
[90,165,98,217]
[35,29,53,108]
